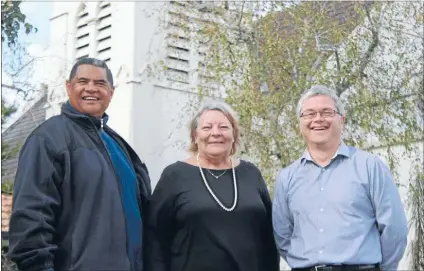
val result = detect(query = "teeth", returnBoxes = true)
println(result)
[83,97,98,100]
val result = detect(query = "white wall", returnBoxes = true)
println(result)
[371,142,424,270]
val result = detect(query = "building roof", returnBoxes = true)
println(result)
[1,94,47,234]
[1,94,47,185]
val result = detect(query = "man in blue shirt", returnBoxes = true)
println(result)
[272,85,408,271]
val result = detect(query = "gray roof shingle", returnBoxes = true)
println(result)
[1,94,47,185]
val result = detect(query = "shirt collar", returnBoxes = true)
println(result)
[301,141,350,164]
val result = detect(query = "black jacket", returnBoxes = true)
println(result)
[9,102,152,271]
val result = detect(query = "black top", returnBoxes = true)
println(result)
[146,160,280,271]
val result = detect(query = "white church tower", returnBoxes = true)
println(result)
[45,1,229,185]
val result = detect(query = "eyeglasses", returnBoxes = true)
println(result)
[300,109,339,120]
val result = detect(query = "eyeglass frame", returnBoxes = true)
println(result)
[299,109,341,120]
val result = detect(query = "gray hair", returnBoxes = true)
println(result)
[296,85,345,117]
[188,100,240,155]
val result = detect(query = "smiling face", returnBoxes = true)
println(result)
[194,110,235,158]
[66,64,114,118]
[299,95,344,147]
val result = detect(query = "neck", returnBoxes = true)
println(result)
[198,152,231,169]
[308,141,340,167]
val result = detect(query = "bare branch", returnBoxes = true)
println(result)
[286,48,299,81]
[1,83,26,94]
[306,51,328,81]
[237,1,245,30]
[10,56,42,77]
[336,3,381,96]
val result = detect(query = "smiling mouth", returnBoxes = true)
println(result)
[311,127,328,131]
[82,96,100,101]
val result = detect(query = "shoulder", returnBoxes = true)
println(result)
[274,158,303,194]
[29,115,64,137]
[277,158,303,181]
[23,115,68,151]
[239,159,260,172]
[163,161,190,174]
[346,145,385,169]
[158,161,194,183]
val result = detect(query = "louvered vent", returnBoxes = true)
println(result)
[97,1,112,64]
[75,7,90,60]
[165,1,191,84]
[164,1,220,90]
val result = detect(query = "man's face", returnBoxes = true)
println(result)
[66,64,114,118]
[299,95,344,147]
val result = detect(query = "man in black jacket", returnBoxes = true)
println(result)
[9,57,151,271]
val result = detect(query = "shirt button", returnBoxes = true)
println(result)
[318,250,323,254]
[319,228,324,232]
[320,188,324,191]
[322,168,325,172]
[320,208,324,212]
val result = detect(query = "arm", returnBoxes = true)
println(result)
[369,156,408,271]
[145,171,176,271]
[9,135,62,271]
[272,169,294,262]
[257,173,280,271]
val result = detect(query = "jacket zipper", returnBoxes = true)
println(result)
[94,118,131,267]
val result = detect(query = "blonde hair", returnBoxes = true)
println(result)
[188,100,240,155]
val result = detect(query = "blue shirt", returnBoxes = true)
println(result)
[272,142,408,270]
[101,131,143,271]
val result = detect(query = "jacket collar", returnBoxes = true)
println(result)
[61,101,109,130]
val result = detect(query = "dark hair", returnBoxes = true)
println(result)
[69,57,114,87]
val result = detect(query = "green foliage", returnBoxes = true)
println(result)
[1,98,17,126]
[1,250,17,271]
[1,182,14,194]
[1,98,20,194]
[1,0,36,47]
[183,1,423,189]
[410,168,424,270]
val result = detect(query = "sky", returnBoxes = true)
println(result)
[2,1,52,130]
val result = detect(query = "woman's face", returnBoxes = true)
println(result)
[194,110,235,158]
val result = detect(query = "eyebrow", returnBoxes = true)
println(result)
[77,77,108,84]
[94,79,107,84]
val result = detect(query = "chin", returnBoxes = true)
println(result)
[206,149,230,157]
[308,138,330,145]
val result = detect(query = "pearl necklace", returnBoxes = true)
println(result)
[196,153,238,212]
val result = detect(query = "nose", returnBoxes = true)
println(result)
[85,82,97,92]
[211,126,221,136]
[312,112,325,121]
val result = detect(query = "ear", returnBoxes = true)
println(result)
[110,87,115,98]
[193,130,199,144]
[340,115,345,128]
[66,80,71,96]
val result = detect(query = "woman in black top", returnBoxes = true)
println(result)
[145,100,280,271]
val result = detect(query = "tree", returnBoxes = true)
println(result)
[1,0,34,47]
[164,1,423,268]
[0,97,17,269]
[188,0,423,187]
[1,3,36,268]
